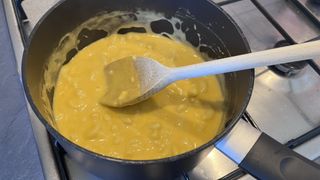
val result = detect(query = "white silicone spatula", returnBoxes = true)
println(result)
[100,41,320,107]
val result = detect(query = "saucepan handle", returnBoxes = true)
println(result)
[215,119,320,179]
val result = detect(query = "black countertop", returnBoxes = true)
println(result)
[0,2,44,180]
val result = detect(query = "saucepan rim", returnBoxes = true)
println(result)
[22,0,255,165]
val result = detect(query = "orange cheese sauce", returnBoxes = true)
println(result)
[53,33,225,160]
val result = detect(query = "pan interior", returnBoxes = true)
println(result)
[40,10,231,132]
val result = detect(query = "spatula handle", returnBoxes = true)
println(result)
[172,41,320,80]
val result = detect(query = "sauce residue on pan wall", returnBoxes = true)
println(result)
[53,33,226,160]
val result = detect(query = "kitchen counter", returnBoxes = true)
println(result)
[0,3,44,180]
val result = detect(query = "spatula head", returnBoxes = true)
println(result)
[100,56,170,107]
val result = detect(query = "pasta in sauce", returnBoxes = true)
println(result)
[53,33,225,160]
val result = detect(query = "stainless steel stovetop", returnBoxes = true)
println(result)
[3,0,320,179]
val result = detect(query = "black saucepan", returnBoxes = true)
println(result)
[22,0,320,179]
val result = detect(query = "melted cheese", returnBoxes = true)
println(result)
[53,33,225,160]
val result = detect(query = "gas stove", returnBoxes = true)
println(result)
[3,0,320,179]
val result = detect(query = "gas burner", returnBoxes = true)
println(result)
[268,40,308,77]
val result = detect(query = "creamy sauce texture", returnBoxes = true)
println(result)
[54,33,225,160]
